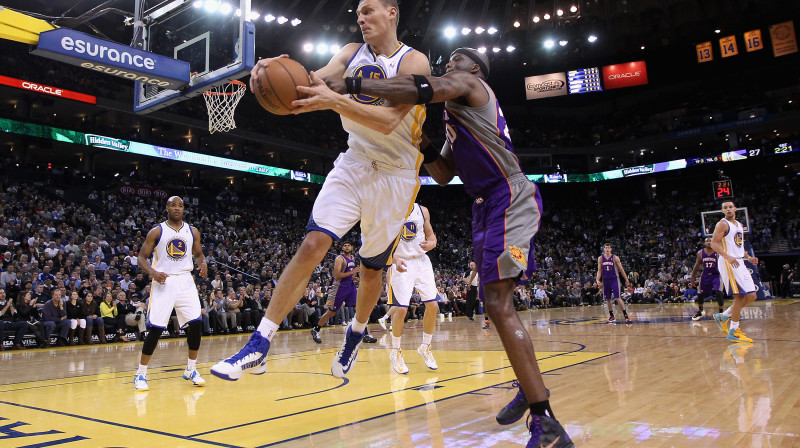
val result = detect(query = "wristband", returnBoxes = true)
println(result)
[420,144,440,164]
[413,74,434,104]
[345,76,361,95]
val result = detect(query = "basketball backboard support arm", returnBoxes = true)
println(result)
[133,0,254,114]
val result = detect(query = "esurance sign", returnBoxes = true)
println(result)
[0,75,97,104]
[524,72,568,99]
[32,28,190,90]
[602,60,648,90]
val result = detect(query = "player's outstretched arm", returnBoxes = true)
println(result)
[292,50,430,135]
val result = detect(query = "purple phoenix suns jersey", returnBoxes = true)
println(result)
[700,250,719,280]
[601,255,618,280]
[443,79,520,197]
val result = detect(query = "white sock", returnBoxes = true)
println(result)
[137,364,148,375]
[729,320,739,331]
[351,318,367,334]
[392,335,402,349]
[722,307,732,317]
[422,332,433,346]
[256,318,280,342]
[186,358,196,371]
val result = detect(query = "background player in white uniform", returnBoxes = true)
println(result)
[385,203,439,374]
[212,0,431,382]
[134,196,208,391]
[710,200,758,343]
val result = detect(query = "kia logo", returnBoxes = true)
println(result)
[137,188,152,196]
[120,186,135,194]
[153,190,168,198]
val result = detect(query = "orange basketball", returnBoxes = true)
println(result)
[252,58,310,115]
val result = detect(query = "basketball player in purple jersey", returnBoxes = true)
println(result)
[596,244,632,323]
[689,237,725,321]
[311,242,359,343]
[299,47,572,447]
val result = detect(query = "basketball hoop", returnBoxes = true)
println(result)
[203,80,246,134]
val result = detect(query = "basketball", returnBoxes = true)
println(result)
[252,58,310,115]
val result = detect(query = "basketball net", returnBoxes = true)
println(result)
[203,80,246,134]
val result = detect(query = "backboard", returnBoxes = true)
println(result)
[133,0,254,113]
[700,207,750,237]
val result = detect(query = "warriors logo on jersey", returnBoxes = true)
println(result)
[400,221,418,242]
[734,232,743,247]
[166,238,188,260]
[350,64,387,105]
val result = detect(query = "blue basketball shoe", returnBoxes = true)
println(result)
[331,326,365,378]
[527,414,574,447]
[496,380,551,425]
[210,331,270,381]
[713,313,730,335]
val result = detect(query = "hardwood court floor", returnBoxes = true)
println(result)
[1,300,799,447]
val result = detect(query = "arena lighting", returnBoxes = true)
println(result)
[248,11,260,20]
[714,29,721,33]
[152,0,190,19]
[277,16,288,24]
[193,0,202,8]
[559,40,568,46]
[506,45,516,52]
[219,2,232,14]
[290,18,301,26]
[487,26,498,34]
[204,0,219,12]
[235,8,240,16]
[302,42,314,52]
[477,46,487,53]
[316,43,328,54]
[475,26,485,34]
[543,13,551,20]
[444,27,456,38]
[570,5,578,13]
[556,9,564,16]
[492,46,501,53]
[533,16,540,23]
[264,14,275,22]
[588,34,598,43]
[544,39,555,48]
[641,45,645,49]
[513,21,520,28]
[330,44,340,53]
[461,27,472,35]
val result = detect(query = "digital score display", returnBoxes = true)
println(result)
[774,143,796,155]
[713,179,734,200]
[567,67,602,94]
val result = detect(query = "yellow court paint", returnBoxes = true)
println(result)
[0,348,609,447]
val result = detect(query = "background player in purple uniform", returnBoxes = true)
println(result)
[303,47,573,447]
[689,237,725,320]
[596,244,632,323]
[311,242,358,343]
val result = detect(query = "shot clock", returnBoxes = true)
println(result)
[713,179,734,200]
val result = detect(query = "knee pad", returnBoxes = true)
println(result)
[186,320,202,351]
[141,327,162,356]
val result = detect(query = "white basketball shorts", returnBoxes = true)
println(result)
[308,151,420,270]
[387,254,438,307]
[147,272,201,329]
[718,258,756,296]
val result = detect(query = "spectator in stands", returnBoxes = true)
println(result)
[14,291,47,348]
[1,289,29,350]
[223,290,241,333]
[100,292,128,342]
[81,291,103,344]
[42,290,70,346]
[534,284,550,308]
[211,289,230,334]
[65,290,87,345]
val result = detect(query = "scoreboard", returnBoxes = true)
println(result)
[567,67,602,94]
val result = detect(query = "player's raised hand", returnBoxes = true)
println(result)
[249,54,289,92]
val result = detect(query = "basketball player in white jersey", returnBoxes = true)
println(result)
[134,196,208,391]
[386,203,439,374]
[710,200,757,343]
[211,0,431,381]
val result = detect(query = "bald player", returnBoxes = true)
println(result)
[134,196,208,391]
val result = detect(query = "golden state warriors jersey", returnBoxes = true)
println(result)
[394,203,426,259]
[152,221,194,274]
[720,218,745,259]
[342,43,426,170]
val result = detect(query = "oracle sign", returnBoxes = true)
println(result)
[0,75,97,104]
[601,61,648,90]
